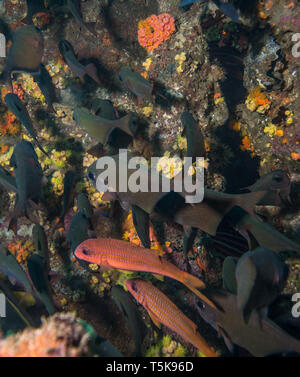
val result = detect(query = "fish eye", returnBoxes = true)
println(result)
[82,248,89,256]
[273,175,283,182]
[196,300,205,310]
[88,172,95,182]
[119,74,123,82]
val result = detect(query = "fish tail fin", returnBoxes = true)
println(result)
[180,271,217,309]
[85,63,101,84]
[236,191,266,216]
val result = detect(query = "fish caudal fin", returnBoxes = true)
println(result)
[180,272,217,309]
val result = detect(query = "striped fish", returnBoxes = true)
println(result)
[74,238,216,308]
[126,279,217,357]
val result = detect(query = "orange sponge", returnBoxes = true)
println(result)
[138,13,175,52]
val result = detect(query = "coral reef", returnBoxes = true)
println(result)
[0,0,299,358]
[0,312,91,357]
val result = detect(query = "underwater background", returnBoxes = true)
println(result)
[0,0,299,357]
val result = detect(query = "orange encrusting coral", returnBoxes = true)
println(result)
[8,240,34,263]
[245,86,271,113]
[291,152,300,161]
[0,83,24,136]
[138,14,175,52]
[0,111,20,136]
[240,135,254,152]
[253,89,271,106]
[122,211,172,254]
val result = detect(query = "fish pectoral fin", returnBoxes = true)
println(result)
[147,309,161,329]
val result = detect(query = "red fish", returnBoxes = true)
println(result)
[74,238,216,308]
[126,279,217,357]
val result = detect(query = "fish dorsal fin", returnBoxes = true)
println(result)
[146,308,161,329]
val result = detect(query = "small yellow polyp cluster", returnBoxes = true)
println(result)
[264,123,277,137]
[142,105,154,117]
[175,52,186,74]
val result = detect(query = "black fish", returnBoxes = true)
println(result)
[33,64,57,112]
[67,212,89,253]
[111,285,146,356]
[0,26,44,90]
[59,40,101,84]
[0,244,35,296]
[27,254,55,315]
[224,206,300,255]
[236,247,289,324]
[5,93,48,156]
[195,290,300,356]
[241,170,291,207]
[76,192,93,227]
[222,256,238,294]
[32,224,50,271]
[131,204,150,249]
[60,170,78,223]
[8,141,43,232]
[181,112,206,161]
